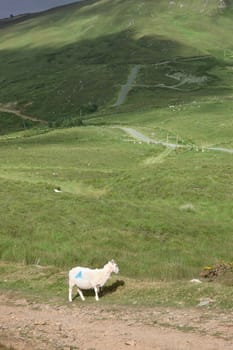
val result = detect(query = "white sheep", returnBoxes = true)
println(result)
[68,260,119,302]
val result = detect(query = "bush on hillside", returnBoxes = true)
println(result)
[51,116,84,128]
[80,102,98,115]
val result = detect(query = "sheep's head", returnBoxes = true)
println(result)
[107,259,119,274]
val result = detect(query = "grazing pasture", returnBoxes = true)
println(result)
[0,0,232,308]
[0,126,232,285]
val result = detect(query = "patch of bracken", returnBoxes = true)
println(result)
[200,262,233,281]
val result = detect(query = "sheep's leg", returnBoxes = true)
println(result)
[77,287,85,301]
[68,284,73,302]
[94,286,99,301]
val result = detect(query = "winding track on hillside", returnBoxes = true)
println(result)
[120,127,233,154]
[1,105,232,154]
[113,55,212,107]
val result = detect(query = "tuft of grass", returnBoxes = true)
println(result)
[179,203,196,213]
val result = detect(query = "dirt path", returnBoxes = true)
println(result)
[0,293,232,350]
[113,65,141,107]
[1,103,232,155]
[0,107,47,124]
[113,56,212,107]
[120,127,233,154]
[120,127,182,149]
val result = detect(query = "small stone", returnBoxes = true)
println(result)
[56,322,62,331]
[125,340,136,346]
[34,321,47,326]
[190,279,202,284]
[197,298,214,307]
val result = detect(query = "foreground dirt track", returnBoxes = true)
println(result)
[0,293,232,350]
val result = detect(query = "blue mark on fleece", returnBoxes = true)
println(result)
[75,271,83,279]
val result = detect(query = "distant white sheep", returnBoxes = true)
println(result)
[68,260,119,302]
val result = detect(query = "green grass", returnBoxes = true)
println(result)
[93,97,233,148]
[0,127,232,282]
[0,262,233,309]
[0,0,233,308]
[0,112,39,135]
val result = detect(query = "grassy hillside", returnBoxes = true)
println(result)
[0,0,232,127]
[0,126,233,279]
[0,0,233,306]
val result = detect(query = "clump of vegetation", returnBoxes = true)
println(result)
[179,203,196,213]
[80,102,98,115]
[0,112,39,135]
[200,262,233,284]
[51,116,84,128]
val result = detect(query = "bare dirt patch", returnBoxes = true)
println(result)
[0,102,47,124]
[0,292,232,350]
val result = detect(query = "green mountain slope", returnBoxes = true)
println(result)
[0,1,233,294]
[0,0,232,129]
